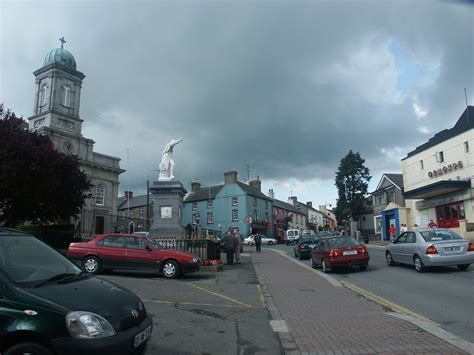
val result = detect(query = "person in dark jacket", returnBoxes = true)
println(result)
[220,228,238,264]
[254,234,262,253]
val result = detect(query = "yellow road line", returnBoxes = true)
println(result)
[256,284,266,307]
[340,281,439,325]
[186,282,254,308]
[142,299,258,308]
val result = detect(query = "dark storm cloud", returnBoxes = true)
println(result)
[1,0,473,200]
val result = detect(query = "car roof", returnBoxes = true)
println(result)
[0,227,31,237]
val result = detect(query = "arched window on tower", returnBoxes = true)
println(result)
[63,86,71,107]
[39,84,48,107]
[95,183,105,206]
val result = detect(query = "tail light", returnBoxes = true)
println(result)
[468,242,474,252]
[426,245,438,254]
[299,243,305,249]
[329,249,339,257]
[358,247,368,255]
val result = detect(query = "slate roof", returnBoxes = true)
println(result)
[272,199,302,214]
[384,173,404,190]
[184,185,224,202]
[118,194,148,209]
[404,106,474,160]
[236,182,273,201]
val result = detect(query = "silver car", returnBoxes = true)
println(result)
[385,229,474,272]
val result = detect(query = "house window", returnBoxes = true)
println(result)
[420,160,424,170]
[192,202,197,210]
[253,198,257,206]
[265,200,268,209]
[254,210,257,221]
[377,193,384,205]
[121,211,125,221]
[139,208,144,218]
[207,200,213,209]
[232,197,238,206]
[95,183,105,206]
[436,151,444,163]
[63,86,71,107]
[192,213,199,224]
[232,209,238,222]
[207,212,213,224]
[389,191,395,203]
[374,215,382,233]
[464,141,469,153]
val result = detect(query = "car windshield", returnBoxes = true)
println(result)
[0,235,81,287]
[328,237,359,248]
[420,230,463,242]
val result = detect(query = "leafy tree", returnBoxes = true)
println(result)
[334,150,371,225]
[0,104,92,227]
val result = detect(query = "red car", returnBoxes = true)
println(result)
[311,236,369,273]
[67,234,201,279]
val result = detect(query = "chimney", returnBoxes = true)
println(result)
[191,179,201,192]
[267,189,275,199]
[288,196,297,205]
[124,191,133,200]
[224,171,238,184]
[307,202,312,208]
[249,176,261,192]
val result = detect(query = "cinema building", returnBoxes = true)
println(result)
[402,106,474,239]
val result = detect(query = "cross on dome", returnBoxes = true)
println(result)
[59,36,66,49]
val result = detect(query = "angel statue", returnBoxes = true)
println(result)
[159,138,183,180]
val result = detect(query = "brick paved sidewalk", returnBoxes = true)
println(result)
[251,249,467,355]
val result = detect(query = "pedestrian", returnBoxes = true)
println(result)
[389,224,397,242]
[413,224,419,230]
[400,224,407,233]
[428,219,438,229]
[254,234,262,253]
[234,231,242,264]
[220,228,237,265]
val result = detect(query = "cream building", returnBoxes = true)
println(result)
[402,106,474,239]
[27,39,124,237]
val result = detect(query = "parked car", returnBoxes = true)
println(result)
[311,236,369,272]
[285,229,300,245]
[385,229,474,272]
[244,234,277,246]
[67,233,201,279]
[294,235,321,260]
[0,228,152,355]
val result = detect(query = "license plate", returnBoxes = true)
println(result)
[134,325,152,348]
[342,250,357,255]
[308,244,315,248]
[444,246,461,252]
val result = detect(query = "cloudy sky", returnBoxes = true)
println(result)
[1,0,473,207]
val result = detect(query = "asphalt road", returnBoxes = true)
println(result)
[273,243,474,344]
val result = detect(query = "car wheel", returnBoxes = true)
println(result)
[161,260,181,279]
[359,264,368,270]
[82,255,101,274]
[414,255,426,273]
[385,251,395,266]
[457,264,470,270]
[5,343,53,355]
[322,259,329,273]
[268,241,274,245]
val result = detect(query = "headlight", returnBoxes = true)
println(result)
[66,311,116,339]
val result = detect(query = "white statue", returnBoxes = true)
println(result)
[159,138,183,180]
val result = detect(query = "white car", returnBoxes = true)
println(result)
[244,234,277,246]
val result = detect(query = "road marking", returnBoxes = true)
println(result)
[256,284,266,307]
[268,248,342,287]
[186,282,254,308]
[142,299,260,308]
[340,281,439,325]
[365,244,386,249]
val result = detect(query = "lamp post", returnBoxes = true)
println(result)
[146,169,160,231]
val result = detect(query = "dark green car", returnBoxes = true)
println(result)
[0,228,152,355]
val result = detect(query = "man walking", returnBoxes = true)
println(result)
[254,234,262,253]
[220,228,238,265]
[234,231,242,264]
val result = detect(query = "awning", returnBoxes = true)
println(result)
[404,180,471,199]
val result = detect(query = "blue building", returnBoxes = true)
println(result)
[183,171,273,238]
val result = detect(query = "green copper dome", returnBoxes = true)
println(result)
[43,48,76,69]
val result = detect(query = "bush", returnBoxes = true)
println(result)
[16,224,75,250]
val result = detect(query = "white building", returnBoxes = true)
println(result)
[402,106,474,238]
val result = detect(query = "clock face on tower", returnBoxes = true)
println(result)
[64,141,73,153]
[160,206,172,219]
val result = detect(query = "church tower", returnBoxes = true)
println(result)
[28,38,125,237]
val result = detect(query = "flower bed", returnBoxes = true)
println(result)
[200,259,224,272]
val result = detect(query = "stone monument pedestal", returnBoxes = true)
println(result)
[149,180,187,237]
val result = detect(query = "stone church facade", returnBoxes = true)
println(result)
[27,39,124,238]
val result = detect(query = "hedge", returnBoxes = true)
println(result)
[16,224,76,250]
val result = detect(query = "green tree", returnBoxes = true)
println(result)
[334,150,371,225]
[0,104,92,226]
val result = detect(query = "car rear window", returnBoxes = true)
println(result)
[328,237,358,248]
[421,230,463,242]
